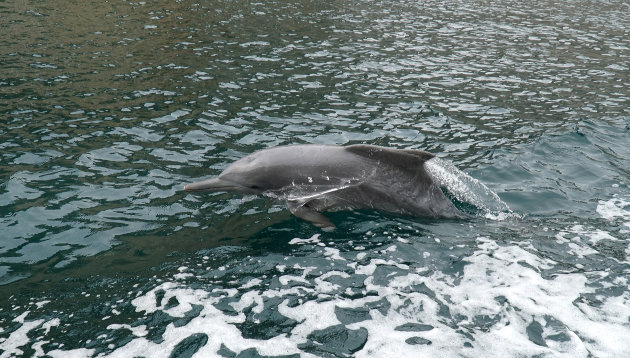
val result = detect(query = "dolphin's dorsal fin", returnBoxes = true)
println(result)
[345,145,434,169]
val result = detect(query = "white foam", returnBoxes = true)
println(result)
[353,237,630,357]
[241,278,263,289]
[8,223,630,357]
[555,230,599,258]
[47,348,94,358]
[34,300,51,309]
[279,298,342,336]
[0,312,45,358]
[565,224,619,244]
[106,324,148,337]
[597,195,630,220]
[323,246,346,261]
[109,284,315,358]
[355,258,409,276]
[288,233,321,245]
[597,195,630,233]
[556,224,628,262]
[314,270,350,293]
[230,290,265,314]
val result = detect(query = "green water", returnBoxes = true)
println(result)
[1,0,629,357]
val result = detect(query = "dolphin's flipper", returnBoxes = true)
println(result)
[287,201,335,231]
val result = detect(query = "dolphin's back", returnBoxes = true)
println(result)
[233,145,372,188]
[342,145,456,217]
[242,144,457,218]
[245,144,434,177]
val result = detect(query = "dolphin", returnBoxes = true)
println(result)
[184,144,464,230]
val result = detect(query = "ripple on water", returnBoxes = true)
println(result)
[1,0,630,356]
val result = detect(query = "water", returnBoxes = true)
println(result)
[1,0,629,356]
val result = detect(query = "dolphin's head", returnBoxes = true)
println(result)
[184,152,282,194]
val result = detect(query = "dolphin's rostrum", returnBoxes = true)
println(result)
[184,144,464,230]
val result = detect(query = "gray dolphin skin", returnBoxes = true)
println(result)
[184,144,463,230]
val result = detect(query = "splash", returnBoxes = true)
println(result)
[425,157,511,217]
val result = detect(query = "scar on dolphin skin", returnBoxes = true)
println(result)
[184,144,466,230]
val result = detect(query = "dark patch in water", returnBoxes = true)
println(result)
[169,333,209,358]
[298,324,369,357]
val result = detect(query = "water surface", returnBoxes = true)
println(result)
[1,0,629,357]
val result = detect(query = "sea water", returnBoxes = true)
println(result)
[1,0,629,357]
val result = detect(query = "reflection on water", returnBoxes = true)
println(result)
[1,0,630,356]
